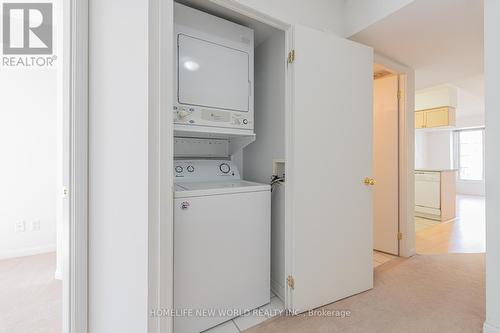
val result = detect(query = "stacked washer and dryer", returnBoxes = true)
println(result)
[173,4,270,333]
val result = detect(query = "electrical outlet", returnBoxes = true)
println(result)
[15,221,26,233]
[31,220,41,231]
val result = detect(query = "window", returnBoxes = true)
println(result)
[455,129,485,181]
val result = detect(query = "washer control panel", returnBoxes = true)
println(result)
[174,159,240,181]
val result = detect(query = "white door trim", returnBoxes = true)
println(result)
[374,53,416,257]
[209,0,290,30]
[148,0,174,332]
[64,0,88,332]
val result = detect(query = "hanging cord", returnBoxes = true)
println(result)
[270,174,285,192]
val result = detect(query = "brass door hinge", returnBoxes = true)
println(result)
[398,232,403,240]
[397,90,402,100]
[287,275,295,289]
[287,50,295,64]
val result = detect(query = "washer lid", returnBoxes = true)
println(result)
[174,180,270,198]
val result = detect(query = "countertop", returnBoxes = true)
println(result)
[415,169,458,172]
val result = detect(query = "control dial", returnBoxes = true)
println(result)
[175,166,183,173]
[219,163,231,174]
[187,165,194,173]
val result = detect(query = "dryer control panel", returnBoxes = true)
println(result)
[173,105,253,131]
[174,160,241,182]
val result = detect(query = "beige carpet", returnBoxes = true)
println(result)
[244,254,485,333]
[0,252,62,333]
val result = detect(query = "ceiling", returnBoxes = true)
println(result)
[351,0,484,92]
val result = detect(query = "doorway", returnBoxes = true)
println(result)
[170,2,288,332]
[0,1,88,332]
[349,0,485,259]
[0,1,65,332]
[372,63,400,257]
[158,1,382,332]
[370,54,415,263]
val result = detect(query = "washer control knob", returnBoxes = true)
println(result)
[219,163,230,174]
[187,165,194,173]
[175,166,183,173]
[242,119,248,124]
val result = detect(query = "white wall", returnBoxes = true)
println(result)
[0,68,58,259]
[414,131,427,169]
[0,0,62,260]
[455,87,486,196]
[243,29,286,183]
[456,114,485,128]
[455,87,485,128]
[233,0,344,35]
[242,29,286,299]
[484,0,500,332]
[89,0,149,332]
[415,130,453,170]
[415,85,457,110]
[425,131,453,170]
[342,0,415,37]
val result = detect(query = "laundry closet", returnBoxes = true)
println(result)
[172,2,286,332]
[170,1,375,332]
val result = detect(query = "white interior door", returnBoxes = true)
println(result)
[373,75,399,255]
[287,25,373,313]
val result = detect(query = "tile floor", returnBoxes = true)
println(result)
[204,291,285,333]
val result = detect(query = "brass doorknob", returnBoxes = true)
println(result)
[364,177,376,186]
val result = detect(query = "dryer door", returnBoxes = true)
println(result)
[177,34,250,112]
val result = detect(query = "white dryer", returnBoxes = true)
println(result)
[173,160,270,333]
[173,3,254,134]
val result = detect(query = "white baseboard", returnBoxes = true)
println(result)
[0,245,56,260]
[484,322,500,333]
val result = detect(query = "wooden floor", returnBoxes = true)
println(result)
[416,195,485,254]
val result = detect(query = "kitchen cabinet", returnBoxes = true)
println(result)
[415,111,425,129]
[415,107,456,129]
[415,169,456,221]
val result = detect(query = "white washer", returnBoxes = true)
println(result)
[174,160,270,333]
